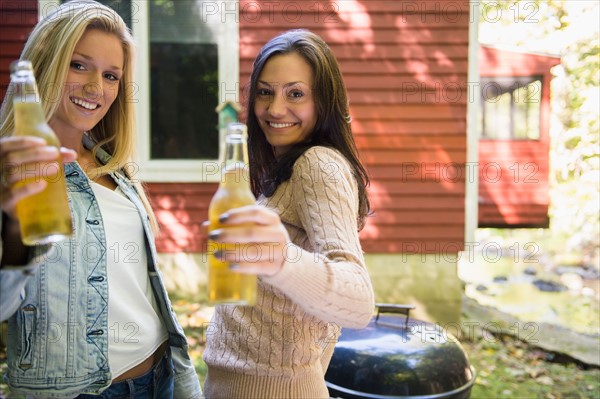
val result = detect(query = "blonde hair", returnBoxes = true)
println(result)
[0,0,158,233]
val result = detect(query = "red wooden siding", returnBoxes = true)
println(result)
[478,46,560,227]
[0,0,37,100]
[238,0,468,254]
[150,183,217,252]
[152,0,470,253]
[0,0,470,255]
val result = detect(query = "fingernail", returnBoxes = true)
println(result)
[208,230,220,240]
[213,250,222,259]
[229,263,241,271]
[29,137,46,145]
[42,147,59,156]
[218,213,229,223]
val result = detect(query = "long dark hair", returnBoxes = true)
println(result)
[246,29,371,230]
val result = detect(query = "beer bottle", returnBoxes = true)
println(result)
[10,60,73,245]
[207,122,257,305]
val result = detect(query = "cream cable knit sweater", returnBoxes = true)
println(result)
[203,146,375,399]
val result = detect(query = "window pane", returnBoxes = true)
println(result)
[100,0,132,27]
[519,80,541,139]
[63,0,132,28]
[480,76,542,140]
[149,0,219,159]
[483,92,511,140]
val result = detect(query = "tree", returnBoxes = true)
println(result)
[479,0,599,266]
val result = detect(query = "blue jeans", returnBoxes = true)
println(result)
[77,348,174,399]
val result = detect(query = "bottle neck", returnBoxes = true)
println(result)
[221,135,251,188]
[12,69,41,101]
[223,140,248,166]
[12,71,46,124]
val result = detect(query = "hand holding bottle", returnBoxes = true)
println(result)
[5,60,74,245]
[207,123,259,305]
[0,136,77,219]
[209,203,290,277]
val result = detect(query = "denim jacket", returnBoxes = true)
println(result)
[0,137,202,398]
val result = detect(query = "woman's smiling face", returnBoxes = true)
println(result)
[50,28,124,136]
[253,52,317,157]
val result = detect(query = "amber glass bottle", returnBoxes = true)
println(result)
[207,122,257,305]
[11,60,72,245]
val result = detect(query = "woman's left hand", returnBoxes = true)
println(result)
[208,205,290,276]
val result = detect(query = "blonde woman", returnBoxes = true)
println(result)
[0,1,201,397]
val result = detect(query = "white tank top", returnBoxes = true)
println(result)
[90,181,168,379]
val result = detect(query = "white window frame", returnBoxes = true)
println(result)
[38,0,240,183]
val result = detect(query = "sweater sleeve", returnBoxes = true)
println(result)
[262,147,374,328]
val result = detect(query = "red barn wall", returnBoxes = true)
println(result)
[234,0,469,254]
[0,0,38,100]
[0,1,470,256]
[150,183,217,252]
[478,46,560,227]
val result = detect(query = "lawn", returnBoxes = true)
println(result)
[1,297,599,398]
[463,333,599,399]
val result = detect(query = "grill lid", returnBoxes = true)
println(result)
[325,304,476,398]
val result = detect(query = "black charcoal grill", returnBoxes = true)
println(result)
[325,304,476,399]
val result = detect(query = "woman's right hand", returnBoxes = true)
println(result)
[0,136,77,219]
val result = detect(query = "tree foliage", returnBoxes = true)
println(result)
[479,0,600,265]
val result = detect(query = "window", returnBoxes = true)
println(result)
[39,0,239,182]
[479,76,542,140]
[148,1,219,160]
[39,0,134,26]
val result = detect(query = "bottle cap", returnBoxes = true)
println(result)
[10,60,33,74]
[226,122,248,142]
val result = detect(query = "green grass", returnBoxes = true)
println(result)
[2,303,599,399]
[170,297,209,389]
[463,334,600,399]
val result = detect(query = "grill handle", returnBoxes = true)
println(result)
[375,303,416,329]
